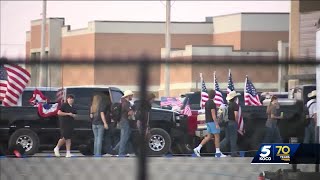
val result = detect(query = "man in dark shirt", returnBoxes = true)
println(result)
[113,90,134,156]
[53,94,77,158]
[193,90,227,157]
[220,91,240,157]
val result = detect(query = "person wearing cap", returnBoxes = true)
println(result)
[193,90,227,157]
[54,94,77,158]
[220,91,241,157]
[263,95,283,143]
[113,90,134,156]
[304,90,317,143]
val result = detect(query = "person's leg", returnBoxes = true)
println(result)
[92,125,98,155]
[65,139,72,157]
[193,122,215,157]
[97,125,104,156]
[263,127,274,143]
[54,138,65,157]
[119,121,131,155]
[229,121,238,156]
[304,125,311,143]
[213,133,226,157]
[220,123,230,151]
[274,127,282,143]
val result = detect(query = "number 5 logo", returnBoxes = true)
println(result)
[260,145,271,157]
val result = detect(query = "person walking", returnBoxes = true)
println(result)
[193,90,227,157]
[54,94,77,158]
[220,91,240,157]
[113,90,134,156]
[263,95,283,143]
[90,94,108,156]
[304,90,317,143]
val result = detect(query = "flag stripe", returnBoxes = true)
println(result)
[0,64,31,107]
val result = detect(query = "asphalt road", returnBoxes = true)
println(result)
[0,153,317,180]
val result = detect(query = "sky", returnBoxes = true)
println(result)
[0,1,290,58]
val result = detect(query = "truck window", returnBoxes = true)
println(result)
[66,88,94,110]
[109,90,123,103]
[21,90,58,106]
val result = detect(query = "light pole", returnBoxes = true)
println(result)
[315,24,320,172]
[164,0,171,97]
[39,0,47,87]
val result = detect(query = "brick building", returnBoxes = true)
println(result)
[288,0,320,89]
[25,13,289,96]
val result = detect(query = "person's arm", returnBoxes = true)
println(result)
[210,101,219,128]
[100,112,108,129]
[57,110,72,116]
[234,103,239,121]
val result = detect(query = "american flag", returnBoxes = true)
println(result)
[160,97,182,107]
[0,64,31,106]
[226,69,244,135]
[56,88,64,103]
[213,72,224,107]
[200,77,208,109]
[227,69,235,94]
[244,76,262,106]
[29,89,48,106]
[182,98,192,117]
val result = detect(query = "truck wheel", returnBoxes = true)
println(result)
[9,128,39,155]
[147,128,171,156]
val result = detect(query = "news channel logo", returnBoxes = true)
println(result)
[251,144,300,164]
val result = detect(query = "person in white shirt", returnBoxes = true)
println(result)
[304,90,317,143]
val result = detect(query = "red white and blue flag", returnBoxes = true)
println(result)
[29,89,48,106]
[226,69,244,135]
[37,102,59,118]
[29,89,59,117]
[244,76,262,106]
[56,88,64,103]
[182,98,192,117]
[213,72,224,107]
[160,97,182,107]
[0,64,31,106]
[200,74,208,109]
[227,69,235,94]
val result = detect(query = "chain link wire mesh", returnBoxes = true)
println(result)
[0,57,319,180]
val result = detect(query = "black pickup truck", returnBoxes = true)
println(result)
[0,86,189,156]
[180,84,316,156]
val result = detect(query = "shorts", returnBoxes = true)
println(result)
[60,119,74,139]
[206,122,220,134]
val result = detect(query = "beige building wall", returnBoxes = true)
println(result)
[159,45,279,97]
[61,30,95,86]
[288,0,320,88]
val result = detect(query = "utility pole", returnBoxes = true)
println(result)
[164,0,171,96]
[39,0,47,87]
[315,24,320,173]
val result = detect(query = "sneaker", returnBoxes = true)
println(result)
[193,148,201,157]
[215,152,227,158]
[54,147,60,157]
[65,153,73,158]
[103,154,113,157]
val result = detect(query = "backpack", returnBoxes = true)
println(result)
[303,101,316,126]
[111,102,122,122]
[217,104,229,126]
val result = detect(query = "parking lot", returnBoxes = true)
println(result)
[0,152,317,180]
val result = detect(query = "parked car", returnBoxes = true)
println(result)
[0,86,189,156]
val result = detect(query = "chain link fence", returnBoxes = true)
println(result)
[0,57,319,180]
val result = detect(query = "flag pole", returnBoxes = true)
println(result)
[39,0,47,87]
[200,73,203,109]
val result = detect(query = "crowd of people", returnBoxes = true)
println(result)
[53,90,156,157]
[193,89,318,158]
[52,88,318,158]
